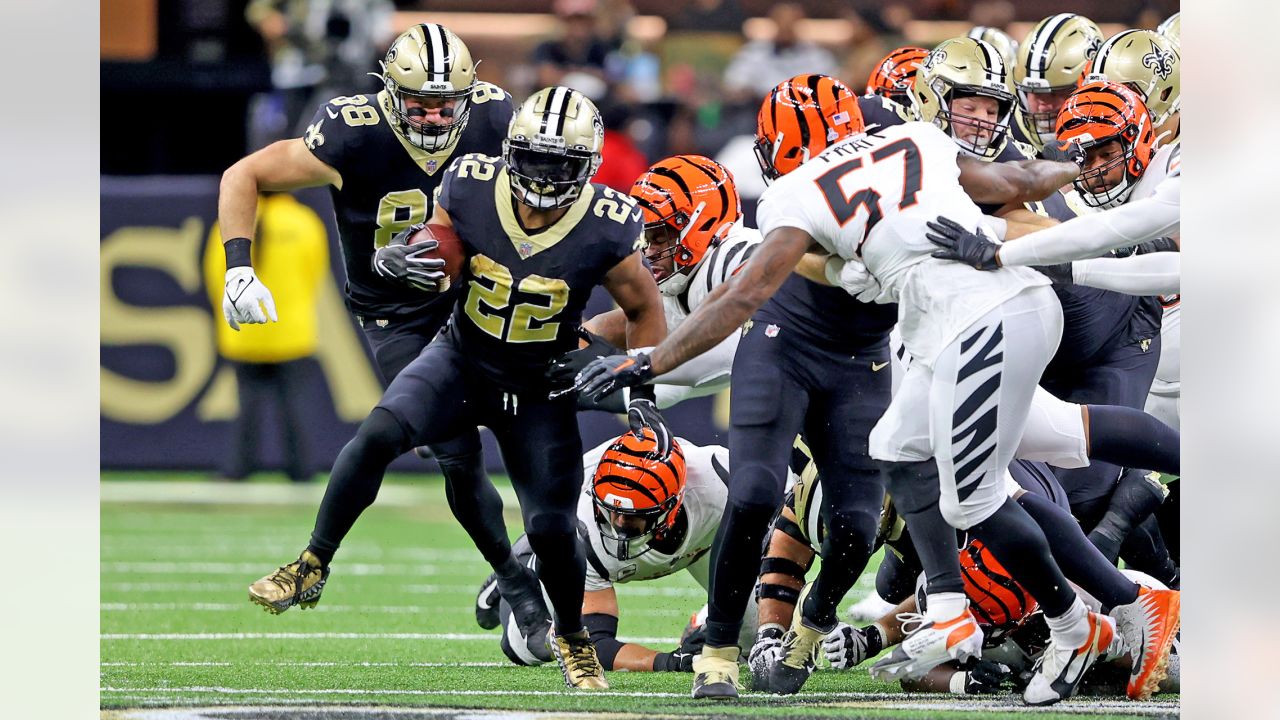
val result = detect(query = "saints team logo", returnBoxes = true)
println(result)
[1084,36,1102,61]
[1142,39,1176,80]
[924,49,947,70]
[304,120,325,150]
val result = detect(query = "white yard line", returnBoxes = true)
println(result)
[101,632,683,644]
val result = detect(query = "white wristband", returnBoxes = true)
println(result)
[949,671,968,695]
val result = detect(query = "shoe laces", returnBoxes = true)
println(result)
[267,557,316,593]
[896,612,927,636]
[565,637,602,677]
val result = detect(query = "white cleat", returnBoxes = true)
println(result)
[1024,611,1122,706]
[869,611,982,682]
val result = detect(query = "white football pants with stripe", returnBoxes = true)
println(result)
[871,285,1064,529]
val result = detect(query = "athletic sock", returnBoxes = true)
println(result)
[1044,596,1090,648]
[1087,404,1180,475]
[968,498,1075,618]
[926,592,969,623]
[308,408,409,566]
[1018,491,1138,611]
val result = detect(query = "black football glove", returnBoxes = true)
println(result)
[926,216,1002,271]
[1033,264,1074,285]
[1038,138,1086,168]
[956,658,1012,694]
[372,223,447,292]
[547,331,623,388]
[570,352,656,401]
[654,625,706,672]
[627,394,673,460]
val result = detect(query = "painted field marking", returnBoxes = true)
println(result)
[101,632,683,644]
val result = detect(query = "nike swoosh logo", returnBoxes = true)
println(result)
[476,580,499,609]
[326,107,340,119]
[871,361,889,372]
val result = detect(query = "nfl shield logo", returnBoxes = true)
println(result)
[426,159,438,173]
[765,324,780,338]
[518,241,534,258]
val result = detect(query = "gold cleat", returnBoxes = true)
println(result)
[550,629,609,689]
[692,645,742,699]
[248,550,330,614]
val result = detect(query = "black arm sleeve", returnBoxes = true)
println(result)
[583,612,625,670]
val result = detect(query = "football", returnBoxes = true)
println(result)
[409,223,466,286]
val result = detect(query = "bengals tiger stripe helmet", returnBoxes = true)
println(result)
[1085,30,1180,128]
[865,46,930,107]
[1014,14,1104,144]
[591,429,687,561]
[630,155,741,295]
[959,538,1038,629]
[754,74,865,182]
[1056,81,1156,209]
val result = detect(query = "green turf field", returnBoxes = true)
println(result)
[101,474,1178,719]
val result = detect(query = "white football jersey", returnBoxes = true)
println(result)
[1133,142,1182,411]
[579,438,730,591]
[651,223,763,406]
[756,121,1048,365]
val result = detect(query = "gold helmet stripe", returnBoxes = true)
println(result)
[540,86,571,137]
[1026,13,1076,81]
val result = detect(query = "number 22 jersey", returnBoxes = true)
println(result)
[436,154,646,393]
[756,122,1049,366]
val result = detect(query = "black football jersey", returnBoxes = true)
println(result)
[437,154,645,392]
[303,84,515,319]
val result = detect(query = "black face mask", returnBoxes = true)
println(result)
[508,148,589,184]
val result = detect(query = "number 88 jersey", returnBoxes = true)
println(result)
[756,121,1048,366]
[302,85,513,320]
[438,154,645,393]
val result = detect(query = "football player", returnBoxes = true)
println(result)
[758,457,1178,700]
[928,81,1183,575]
[566,74,1094,703]
[249,87,670,690]
[228,24,552,644]
[864,46,930,108]
[552,155,753,411]
[1012,14,1104,150]
[476,430,775,671]
[966,26,1019,70]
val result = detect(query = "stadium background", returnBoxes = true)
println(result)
[100,0,1175,475]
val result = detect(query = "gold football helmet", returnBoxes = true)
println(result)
[1086,30,1180,128]
[911,37,1017,160]
[379,23,478,152]
[504,87,604,209]
[1157,12,1180,46]
[1014,14,1104,143]
[967,26,1019,71]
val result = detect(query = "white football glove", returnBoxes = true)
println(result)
[823,256,887,303]
[222,266,278,330]
[747,623,785,684]
[823,622,872,669]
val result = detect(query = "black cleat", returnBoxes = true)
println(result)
[474,572,501,630]
[499,565,553,663]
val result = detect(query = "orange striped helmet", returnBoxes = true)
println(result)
[754,74,865,181]
[959,538,1038,629]
[591,429,687,561]
[866,46,930,106]
[630,155,741,288]
[1056,80,1156,209]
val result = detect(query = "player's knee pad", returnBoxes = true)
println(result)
[350,408,411,461]
[727,463,788,509]
[757,557,808,605]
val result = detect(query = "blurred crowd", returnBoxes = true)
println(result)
[235,0,1174,209]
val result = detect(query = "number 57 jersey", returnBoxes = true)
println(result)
[756,121,1049,367]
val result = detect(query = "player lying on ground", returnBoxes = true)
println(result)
[474,431,779,671]
[248,87,672,691]
[751,456,1178,700]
